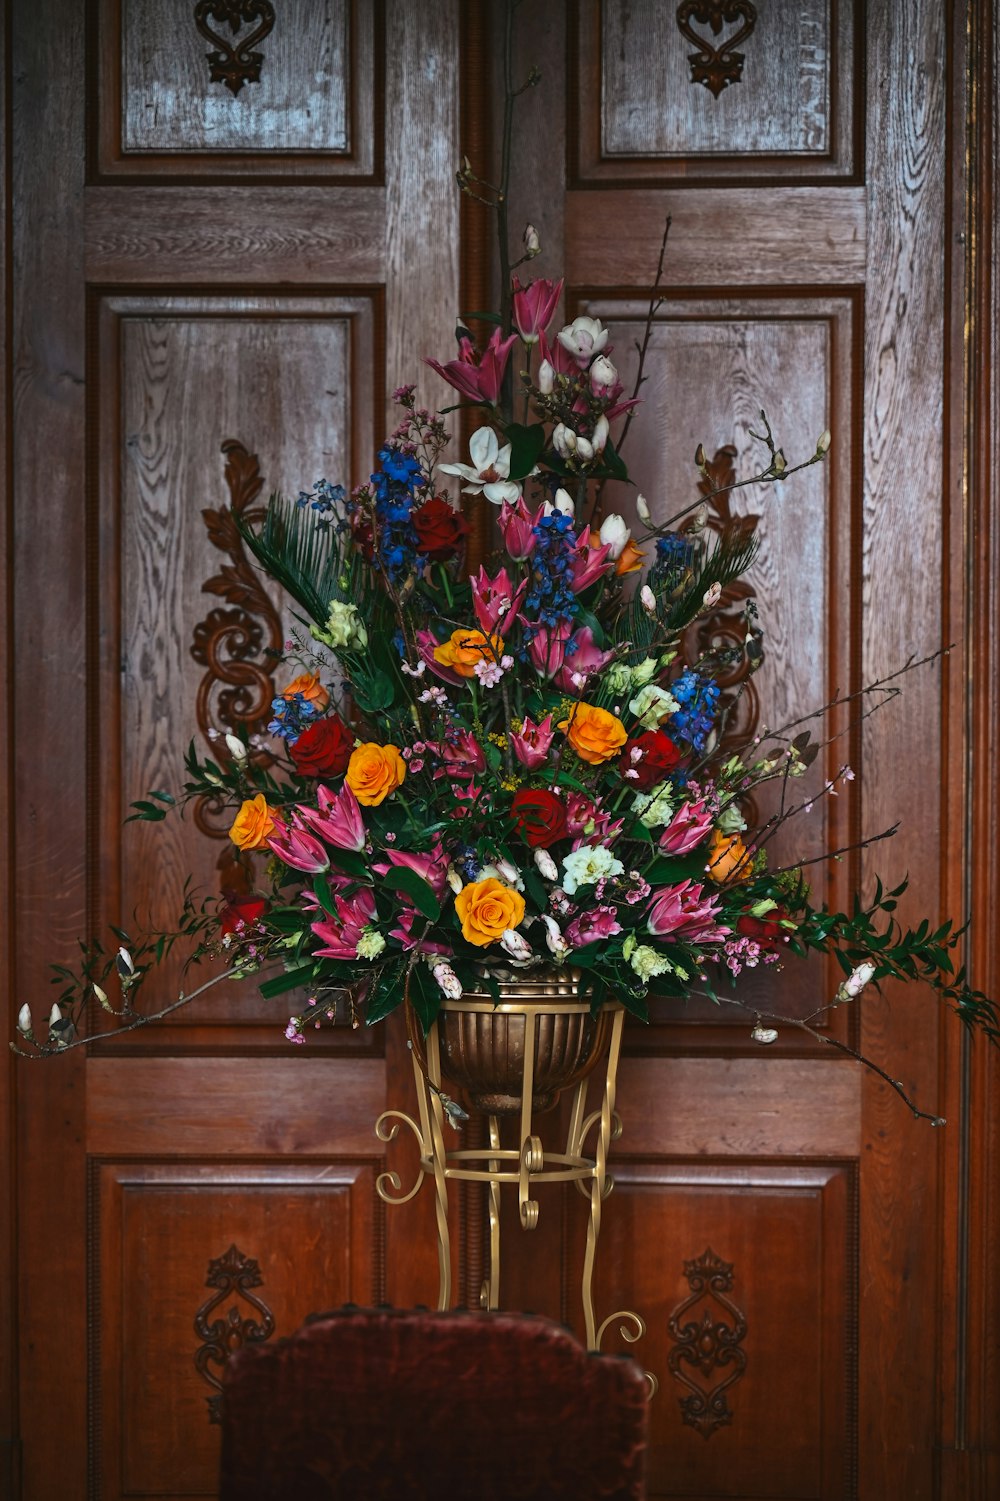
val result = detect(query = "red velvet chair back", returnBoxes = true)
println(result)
[219,1305,649,1500]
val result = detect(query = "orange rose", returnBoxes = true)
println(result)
[345,742,406,806]
[433,628,505,678]
[454,878,526,947]
[281,672,330,712]
[228,794,277,850]
[614,538,646,575]
[558,702,628,765]
[705,829,754,884]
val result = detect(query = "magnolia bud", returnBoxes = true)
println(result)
[590,354,618,392]
[816,428,832,455]
[93,983,114,1012]
[116,946,135,977]
[575,435,595,462]
[552,487,575,517]
[523,223,541,257]
[16,1003,32,1035]
[690,503,709,532]
[635,493,652,525]
[599,513,630,560]
[533,848,559,881]
[537,359,554,395]
[48,1004,62,1030]
[225,733,248,765]
[640,584,657,615]
[694,443,707,470]
[591,414,609,455]
[552,424,575,459]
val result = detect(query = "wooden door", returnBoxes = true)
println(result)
[3,3,1000,1500]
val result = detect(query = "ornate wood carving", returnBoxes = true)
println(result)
[193,0,276,96]
[191,438,281,893]
[194,1244,276,1424]
[666,1247,748,1438]
[675,1,758,98]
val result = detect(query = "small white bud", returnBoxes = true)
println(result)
[93,983,114,1013]
[590,355,618,392]
[537,359,554,396]
[552,487,575,517]
[540,914,571,959]
[533,848,559,882]
[495,857,520,886]
[816,428,832,455]
[552,424,575,459]
[431,962,464,1000]
[116,946,135,976]
[640,584,657,615]
[48,1004,62,1030]
[225,733,248,765]
[446,866,464,895]
[591,414,609,455]
[523,223,541,257]
[17,1004,32,1035]
[575,435,595,462]
[690,503,710,532]
[751,1024,779,1045]
[635,493,652,525]
[500,929,533,962]
[772,449,787,475]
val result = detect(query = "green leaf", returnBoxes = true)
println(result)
[258,965,318,999]
[364,970,405,1024]
[598,437,629,483]
[313,875,337,916]
[459,310,503,326]
[407,964,441,1032]
[505,423,547,481]
[379,866,442,921]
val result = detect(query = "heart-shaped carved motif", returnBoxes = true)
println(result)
[193,0,276,96]
[676,1,758,98]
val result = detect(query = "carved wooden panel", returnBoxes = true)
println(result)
[567,1162,856,1499]
[92,293,380,1047]
[90,1159,380,1497]
[93,0,382,180]
[579,293,855,1038]
[571,0,859,183]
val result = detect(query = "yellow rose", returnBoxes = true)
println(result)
[558,702,628,765]
[345,742,406,806]
[705,829,754,884]
[228,794,277,850]
[433,628,505,678]
[454,878,526,948]
[281,672,330,712]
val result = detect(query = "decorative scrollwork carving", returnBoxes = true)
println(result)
[191,439,282,894]
[666,1247,747,1438]
[676,1,758,98]
[193,1244,276,1424]
[193,0,275,96]
[681,443,762,823]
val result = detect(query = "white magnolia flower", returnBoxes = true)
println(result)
[561,844,625,896]
[439,426,521,506]
[598,513,630,560]
[590,355,618,392]
[628,682,679,730]
[548,487,575,517]
[841,960,876,998]
[557,315,609,365]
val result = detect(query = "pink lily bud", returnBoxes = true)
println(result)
[512,275,564,345]
[498,495,543,560]
[299,782,366,851]
[471,565,529,634]
[528,624,572,680]
[555,625,614,695]
[510,712,556,769]
[659,799,714,855]
[266,815,331,874]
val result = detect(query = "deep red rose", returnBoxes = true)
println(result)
[219,896,268,936]
[621,729,683,791]
[736,909,787,950]
[412,496,469,561]
[290,714,356,778]
[510,788,569,848]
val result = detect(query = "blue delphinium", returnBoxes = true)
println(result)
[267,692,320,744]
[523,512,580,630]
[370,447,425,585]
[668,670,720,754]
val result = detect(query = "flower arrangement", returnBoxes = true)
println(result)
[21,245,998,1114]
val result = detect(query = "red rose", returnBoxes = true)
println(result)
[290,715,356,778]
[219,896,268,936]
[412,496,469,561]
[510,788,569,848]
[621,729,683,791]
[736,910,787,950]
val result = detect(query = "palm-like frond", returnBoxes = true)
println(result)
[235,493,344,627]
[666,532,761,632]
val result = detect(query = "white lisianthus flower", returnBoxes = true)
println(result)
[313,599,368,652]
[624,939,672,982]
[628,683,680,730]
[606,663,633,696]
[630,657,658,688]
[561,844,625,896]
[356,929,386,960]
[598,513,630,560]
[557,315,609,365]
[717,803,748,834]
[439,426,521,506]
[632,787,675,829]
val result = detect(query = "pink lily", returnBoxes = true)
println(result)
[425,328,518,405]
[266,815,330,874]
[498,495,544,560]
[311,888,378,959]
[570,530,614,592]
[298,782,366,852]
[374,840,450,900]
[659,800,714,856]
[389,909,451,954]
[565,792,622,845]
[512,275,564,344]
[433,729,486,781]
[646,880,730,944]
[565,906,622,948]
[528,621,573,679]
[470,565,529,634]
[555,626,615,695]
[415,628,465,685]
[509,712,556,771]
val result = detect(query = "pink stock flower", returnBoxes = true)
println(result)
[646,880,730,944]
[498,495,543,560]
[659,799,714,855]
[298,782,366,851]
[471,565,529,634]
[528,621,573,679]
[424,327,518,405]
[266,815,331,874]
[510,712,556,770]
[564,906,622,948]
[555,626,614,695]
[310,888,377,959]
[512,275,564,344]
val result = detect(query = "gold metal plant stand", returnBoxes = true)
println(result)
[375,994,656,1387]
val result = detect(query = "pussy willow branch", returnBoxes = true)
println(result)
[614,214,672,461]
